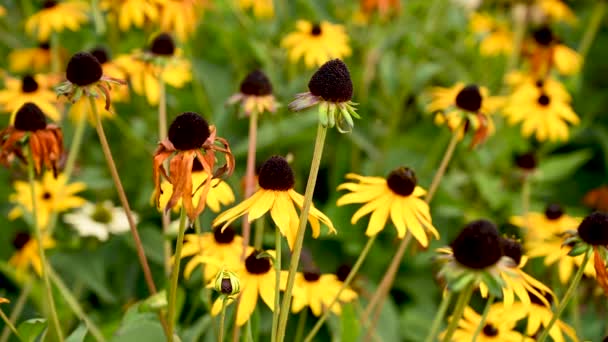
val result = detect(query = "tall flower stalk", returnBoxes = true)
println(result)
[243,109,259,257]
[441,282,475,342]
[167,208,188,341]
[271,228,282,342]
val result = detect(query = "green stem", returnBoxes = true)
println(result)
[471,294,495,341]
[218,298,228,342]
[506,5,527,74]
[276,124,328,342]
[253,219,265,250]
[271,228,282,342]
[294,310,307,342]
[571,282,581,339]
[522,176,531,230]
[25,146,63,342]
[537,249,592,342]
[90,0,106,35]
[0,309,19,341]
[50,33,60,76]
[63,106,88,182]
[578,1,607,62]
[304,236,377,342]
[423,291,453,342]
[242,110,259,259]
[158,75,172,277]
[168,208,188,341]
[0,281,31,342]
[441,282,475,342]
[47,267,106,342]
[425,129,460,203]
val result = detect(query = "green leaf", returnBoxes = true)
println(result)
[340,303,360,342]
[536,150,593,183]
[481,272,504,298]
[17,318,47,342]
[139,290,168,312]
[568,243,589,257]
[65,324,88,342]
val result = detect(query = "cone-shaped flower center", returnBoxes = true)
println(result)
[14,103,47,132]
[515,152,537,170]
[39,42,50,50]
[533,26,554,46]
[66,52,103,86]
[167,112,210,151]
[240,70,273,96]
[245,250,272,274]
[214,227,235,244]
[537,94,550,106]
[311,24,322,36]
[455,85,482,112]
[12,232,31,249]
[220,278,233,294]
[91,204,113,224]
[90,47,110,65]
[386,167,417,196]
[577,212,608,246]
[303,270,321,282]
[482,324,498,337]
[336,264,351,282]
[150,33,176,56]
[21,75,39,93]
[308,59,353,103]
[544,204,564,220]
[500,237,522,265]
[43,0,58,8]
[451,219,503,269]
[258,156,295,191]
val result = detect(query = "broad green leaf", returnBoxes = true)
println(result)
[65,324,88,342]
[536,150,593,183]
[339,303,360,342]
[17,318,47,342]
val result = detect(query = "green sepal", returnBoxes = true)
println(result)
[448,272,475,292]
[481,271,504,298]
[318,104,329,127]
[568,243,589,257]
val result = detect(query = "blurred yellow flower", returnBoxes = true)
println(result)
[442,305,531,342]
[526,26,582,76]
[469,12,513,56]
[0,6,6,17]
[537,0,577,25]
[510,204,580,240]
[9,232,56,276]
[100,0,165,31]
[159,0,207,41]
[25,1,90,42]
[8,43,53,73]
[181,227,244,281]
[239,0,274,19]
[9,172,87,230]
[505,71,571,102]
[281,20,351,68]
[0,74,61,122]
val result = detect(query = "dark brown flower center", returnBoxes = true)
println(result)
[240,70,273,96]
[220,278,233,294]
[39,42,50,50]
[544,204,564,220]
[515,152,537,170]
[336,264,351,282]
[535,79,544,88]
[451,219,503,269]
[303,271,321,282]
[90,47,110,65]
[500,237,522,265]
[43,0,58,9]
[167,112,211,151]
[308,59,353,103]
[66,52,103,86]
[42,191,52,200]
[14,102,47,132]
[482,324,498,337]
[150,32,176,56]
[21,75,39,93]
[214,227,235,244]
[257,156,295,191]
[245,250,272,275]
[455,85,482,112]
[386,167,417,196]
[311,24,322,36]
[577,212,608,246]
[533,26,554,46]
[537,94,550,106]
[12,232,31,249]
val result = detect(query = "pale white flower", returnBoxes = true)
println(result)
[451,0,482,11]
[64,201,137,241]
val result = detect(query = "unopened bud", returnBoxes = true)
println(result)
[214,269,240,297]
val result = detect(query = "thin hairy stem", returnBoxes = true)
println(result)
[271,228,282,342]
[218,298,228,342]
[423,291,454,342]
[578,1,607,62]
[242,110,259,259]
[471,294,495,341]
[168,208,188,341]
[441,282,475,342]
[0,281,32,342]
[0,308,19,341]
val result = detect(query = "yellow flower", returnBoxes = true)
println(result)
[159,0,207,41]
[337,168,437,246]
[8,43,53,73]
[0,298,8,304]
[213,156,335,250]
[228,70,278,116]
[537,0,576,25]
[283,270,357,316]
[444,305,532,342]
[503,84,579,142]
[211,250,276,326]
[510,204,580,240]
[0,74,61,122]
[25,1,89,42]
[100,0,165,31]
[526,26,582,76]
[469,12,513,56]
[9,171,87,230]
[239,0,274,18]
[281,20,351,68]
[181,227,244,282]
[0,6,5,16]
[9,232,56,276]
[505,71,571,102]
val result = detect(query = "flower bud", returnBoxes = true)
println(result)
[214,269,240,297]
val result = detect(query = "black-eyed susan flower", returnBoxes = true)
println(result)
[213,155,335,250]
[0,103,63,175]
[0,74,61,122]
[159,0,206,41]
[100,0,164,31]
[56,52,126,110]
[181,226,244,281]
[63,201,137,241]
[289,59,359,133]
[469,12,513,56]
[227,69,278,116]
[25,0,89,42]
[8,43,53,73]
[153,112,235,221]
[281,20,351,68]
[239,0,274,18]
[211,250,277,326]
[337,167,438,246]
[9,170,86,230]
[510,203,580,241]
[9,231,55,276]
[505,71,571,102]
[535,0,576,25]
[443,305,532,342]
[524,26,582,76]
[514,151,538,174]
[284,269,357,316]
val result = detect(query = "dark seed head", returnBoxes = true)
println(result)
[39,42,50,50]
[257,156,295,191]
[515,152,537,170]
[42,191,52,200]
[167,112,210,150]
[220,278,233,294]
[21,75,39,93]
[533,26,554,46]
[303,270,321,282]
[245,250,272,274]
[500,237,523,265]
[43,0,58,8]
[14,103,47,132]
[603,336,608,342]
[544,204,564,220]
[336,264,351,282]
[450,219,503,269]
[455,84,482,112]
[90,47,110,65]
[386,167,417,196]
[192,157,204,172]
[240,70,273,96]
[311,23,322,36]
[577,212,608,246]
[150,32,175,56]
[537,94,550,106]
[308,59,353,103]
[66,52,103,86]
[482,324,498,337]
[12,232,31,249]
[535,79,545,88]
[214,226,235,244]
